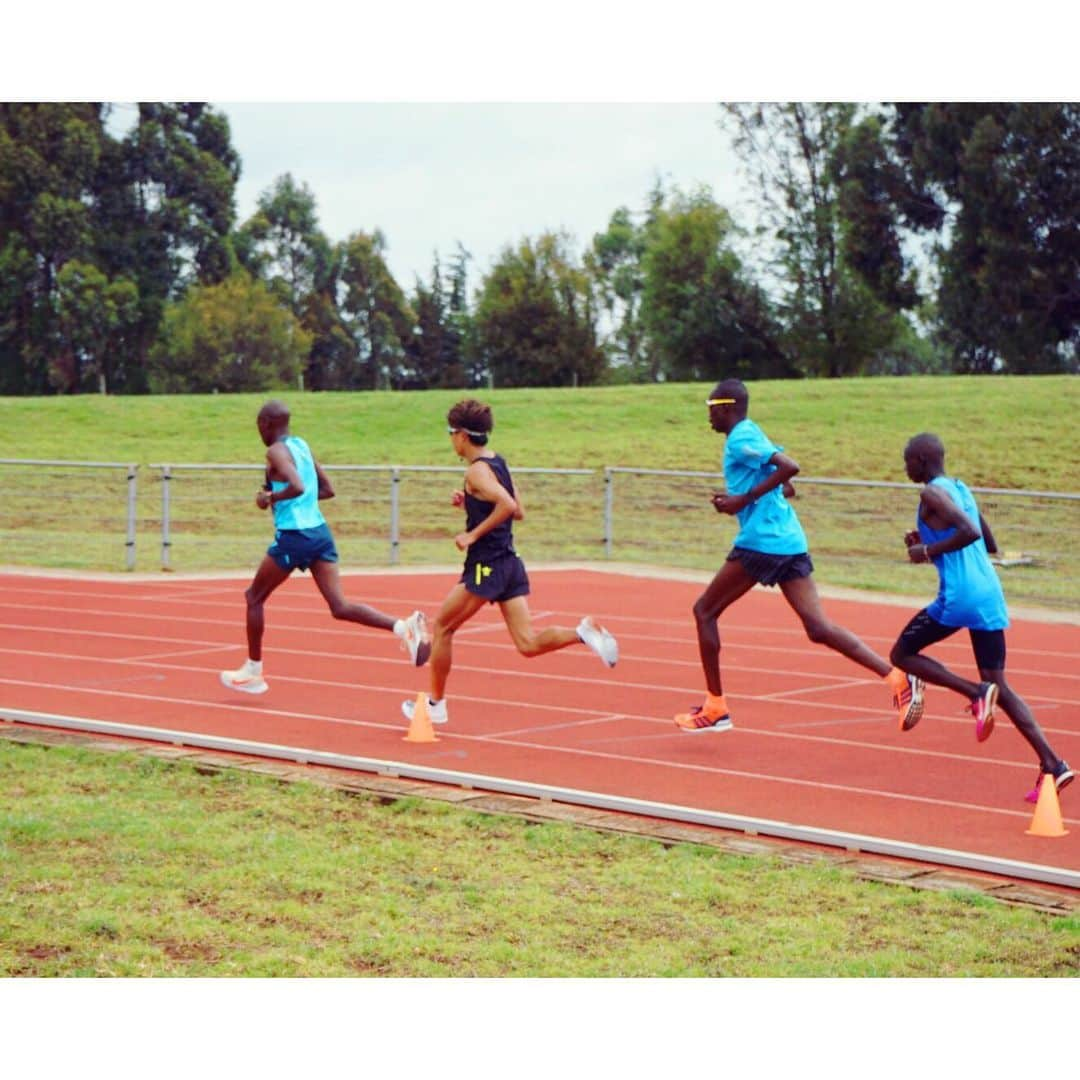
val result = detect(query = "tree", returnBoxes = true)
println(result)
[0,103,106,393]
[590,204,650,378]
[0,102,240,394]
[338,230,416,389]
[148,272,310,393]
[406,247,473,389]
[639,185,792,382]
[106,102,240,382]
[235,174,355,389]
[54,261,140,393]
[720,103,912,377]
[235,173,325,316]
[889,103,1080,373]
[471,232,606,388]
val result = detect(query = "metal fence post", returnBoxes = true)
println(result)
[125,465,138,570]
[161,466,172,571]
[390,466,401,565]
[603,467,613,559]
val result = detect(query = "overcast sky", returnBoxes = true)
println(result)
[220,102,747,291]
[6,3,1068,298]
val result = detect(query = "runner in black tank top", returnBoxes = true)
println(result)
[400,398,620,729]
[463,453,517,563]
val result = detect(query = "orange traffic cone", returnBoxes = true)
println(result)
[1025,775,1068,837]
[403,693,439,744]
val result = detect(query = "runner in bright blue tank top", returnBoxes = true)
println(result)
[219,400,431,695]
[400,398,619,729]
[676,378,920,734]
[889,433,1071,803]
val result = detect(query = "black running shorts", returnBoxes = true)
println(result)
[461,552,531,604]
[726,546,814,587]
[894,608,1007,670]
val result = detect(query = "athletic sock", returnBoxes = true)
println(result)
[393,618,406,636]
[885,667,907,692]
[705,692,728,716]
[245,659,263,676]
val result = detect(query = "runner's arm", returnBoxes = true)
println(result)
[313,459,335,501]
[908,485,981,562]
[256,442,305,510]
[459,461,518,545]
[713,451,800,515]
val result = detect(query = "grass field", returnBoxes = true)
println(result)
[2,742,1077,978]
[2,377,1077,606]
[2,376,1077,483]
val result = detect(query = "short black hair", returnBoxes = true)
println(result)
[710,378,749,415]
[447,399,493,446]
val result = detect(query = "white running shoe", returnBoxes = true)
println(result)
[397,611,431,667]
[577,616,618,668]
[402,696,449,725]
[219,665,268,695]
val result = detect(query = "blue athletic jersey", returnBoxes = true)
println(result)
[723,418,808,555]
[271,435,326,531]
[464,454,517,564]
[918,476,1009,631]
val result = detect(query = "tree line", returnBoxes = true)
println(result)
[1,102,1077,395]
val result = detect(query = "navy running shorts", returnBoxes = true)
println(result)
[894,608,1007,670]
[726,546,814,587]
[267,523,338,572]
[462,551,531,603]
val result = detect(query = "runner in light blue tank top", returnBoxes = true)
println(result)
[270,435,325,531]
[675,378,918,735]
[889,432,1071,803]
[918,475,1008,631]
[219,400,431,698]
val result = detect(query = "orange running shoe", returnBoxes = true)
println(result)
[893,672,925,731]
[675,695,732,733]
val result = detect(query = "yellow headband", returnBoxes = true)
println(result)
[706,397,736,406]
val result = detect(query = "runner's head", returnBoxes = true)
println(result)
[706,379,748,433]
[257,400,290,446]
[447,399,493,447]
[904,432,945,484]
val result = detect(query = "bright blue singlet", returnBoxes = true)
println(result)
[270,436,326,531]
[918,476,1008,631]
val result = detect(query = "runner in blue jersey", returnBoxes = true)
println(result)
[401,398,618,728]
[220,400,430,695]
[676,378,920,734]
[890,432,1072,803]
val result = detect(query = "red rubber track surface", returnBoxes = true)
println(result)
[1,569,1077,872]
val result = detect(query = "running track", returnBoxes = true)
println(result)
[1,568,1077,885]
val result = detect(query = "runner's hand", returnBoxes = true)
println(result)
[712,491,748,515]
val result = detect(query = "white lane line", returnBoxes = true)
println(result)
[0,659,1073,775]
[0,686,1070,825]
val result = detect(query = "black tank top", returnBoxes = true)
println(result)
[464,454,516,562]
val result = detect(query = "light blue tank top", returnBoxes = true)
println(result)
[918,476,1008,631]
[723,418,808,555]
[271,435,326,531]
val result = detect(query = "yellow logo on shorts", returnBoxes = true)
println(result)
[475,563,493,585]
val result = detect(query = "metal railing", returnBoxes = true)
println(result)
[0,458,139,570]
[2,458,1077,609]
[602,467,1080,609]
[150,463,595,570]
